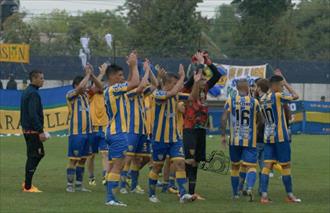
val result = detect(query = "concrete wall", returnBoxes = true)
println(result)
[1,79,329,101]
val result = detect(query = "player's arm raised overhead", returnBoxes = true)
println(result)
[165,64,185,97]
[274,69,299,100]
[87,64,103,91]
[145,59,159,89]
[68,66,91,98]
[127,51,140,91]
[189,71,202,100]
[136,61,151,93]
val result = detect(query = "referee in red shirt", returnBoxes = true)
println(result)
[182,51,222,199]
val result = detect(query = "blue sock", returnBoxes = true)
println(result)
[148,171,158,197]
[130,170,139,191]
[66,168,75,185]
[258,172,262,193]
[169,173,176,188]
[246,170,257,190]
[76,166,84,185]
[260,168,270,193]
[162,182,169,192]
[120,170,128,189]
[176,171,187,197]
[231,176,240,196]
[106,173,120,202]
[282,175,292,193]
[127,170,132,179]
[239,171,247,191]
[102,170,106,178]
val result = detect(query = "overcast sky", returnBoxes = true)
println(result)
[20,0,302,18]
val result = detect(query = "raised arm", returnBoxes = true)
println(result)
[166,64,185,97]
[127,51,140,91]
[86,64,103,91]
[274,69,299,100]
[136,61,150,93]
[190,71,202,100]
[75,67,91,94]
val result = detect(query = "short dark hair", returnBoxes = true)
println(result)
[256,78,270,93]
[72,75,84,88]
[29,70,43,81]
[106,64,123,78]
[269,75,284,84]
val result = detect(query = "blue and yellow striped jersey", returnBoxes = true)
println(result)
[66,89,92,135]
[224,95,260,148]
[104,82,128,135]
[126,86,153,135]
[152,90,189,143]
[259,92,294,143]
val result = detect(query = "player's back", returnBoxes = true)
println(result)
[66,90,92,135]
[89,92,108,128]
[225,95,260,148]
[104,83,129,135]
[260,92,291,143]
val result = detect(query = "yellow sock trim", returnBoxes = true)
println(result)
[247,167,257,173]
[176,171,186,179]
[281,168,291,176]
[107,173,120,181]
[149,171,159,180]
[123,163,130,172]
[131,163,140,171]
[261,167,271,175]
[239,166,247,173]
[274,163,283,172]
[231,169,239,177]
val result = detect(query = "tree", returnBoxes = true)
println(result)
[125,0,202,57]
[231,0,297,59]
[209,4,239,58]
[293,0,330,60]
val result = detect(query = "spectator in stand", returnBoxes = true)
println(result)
[6,74,18,90]
[320,96,326,102]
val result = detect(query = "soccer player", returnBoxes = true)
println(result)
[120,60,158,194]
[66,65,103,192]
[221,78,262,202]
[182,51,222,199]
[258,74,301,203]
[148,64,193,203]
[86,63,109,186]
[104,51,139,207]
[20,70,46,192]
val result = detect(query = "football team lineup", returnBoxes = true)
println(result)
[17,50,307,208]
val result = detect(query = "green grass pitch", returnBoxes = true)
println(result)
[0,135,329,213]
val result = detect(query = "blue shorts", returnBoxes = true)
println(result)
[68,134,92,159]
[106,132,128,160]
[127,133,151,156]
[91,127,108,153]
[152,140,184,162]
[229,145,257,166]
[264,142,291,165]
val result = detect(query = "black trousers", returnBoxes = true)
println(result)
[23,134,45,189]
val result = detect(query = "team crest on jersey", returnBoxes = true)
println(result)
[73,150,79,156]
[128,145,134,151]
[189,149,195,156]
[157,154,164,161]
